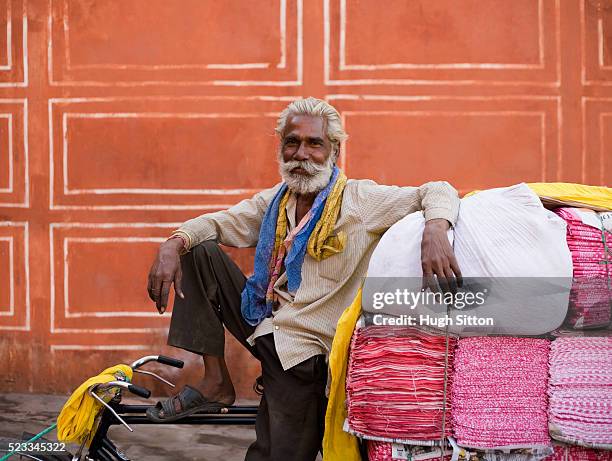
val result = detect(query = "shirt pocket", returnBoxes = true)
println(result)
[317,251,350,283]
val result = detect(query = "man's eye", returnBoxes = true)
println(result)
[284,139,298,145]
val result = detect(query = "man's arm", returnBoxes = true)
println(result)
[147,183,282,313]
[353,180,460,233]
[171,182,283,252]
[353,180,462,292]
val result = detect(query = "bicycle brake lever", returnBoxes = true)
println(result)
[88,385,133,433]
[133,369,175,388]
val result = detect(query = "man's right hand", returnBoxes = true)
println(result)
[148,237,185,314]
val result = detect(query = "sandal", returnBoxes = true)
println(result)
[145,385,228,422]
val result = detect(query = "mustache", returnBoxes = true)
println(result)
[280,159,330,175]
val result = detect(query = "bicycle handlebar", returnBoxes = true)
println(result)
[127,384,151,399]
[157,355,184,368]
[95,380,150,399]
[130,355,184,370]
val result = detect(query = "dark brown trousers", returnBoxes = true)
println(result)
[167,241,328,461]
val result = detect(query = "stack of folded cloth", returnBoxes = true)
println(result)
[346,325,456,443]
[543,444,612,461]
[554,208,611,329]
[451,337,551,449]
[548,337,612,448]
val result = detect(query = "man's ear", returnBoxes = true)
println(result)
[333,146,340,163]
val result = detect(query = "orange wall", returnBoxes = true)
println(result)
[0,0,610,399]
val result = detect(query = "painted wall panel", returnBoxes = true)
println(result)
[0,222,28,331]
[326,0,559,84]
[0,0,608,399]
[49,0,302,85]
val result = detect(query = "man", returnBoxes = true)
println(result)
[147,97,461,460]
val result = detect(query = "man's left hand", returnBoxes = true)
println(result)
[420,218,462,293]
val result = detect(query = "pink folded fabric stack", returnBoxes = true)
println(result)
[554,208,611,329]
[346,325,456,443]
[548,337,612,448]
[451,337,551,449]
[543,445,612,461]
[367,440,452,461]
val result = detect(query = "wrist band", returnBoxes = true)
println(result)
[167,233,188,252]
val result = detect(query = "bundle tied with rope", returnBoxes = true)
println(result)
[323,183,612,461]
[554,208,612,330]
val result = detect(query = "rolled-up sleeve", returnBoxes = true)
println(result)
[171,183,283,250]
[352,180,460,234]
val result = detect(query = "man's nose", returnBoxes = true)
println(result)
[293,141,309,161]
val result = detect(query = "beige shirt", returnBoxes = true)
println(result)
[173,179,460,370]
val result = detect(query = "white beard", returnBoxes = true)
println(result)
[277,154,335,195]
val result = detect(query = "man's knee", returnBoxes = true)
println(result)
[185,240,239,276]
[185,240,222,260]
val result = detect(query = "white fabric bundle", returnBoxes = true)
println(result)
[363,183,574,336]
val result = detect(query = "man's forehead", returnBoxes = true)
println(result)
[283,114,326,138]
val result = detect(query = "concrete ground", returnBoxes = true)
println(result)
[0,393,263,461]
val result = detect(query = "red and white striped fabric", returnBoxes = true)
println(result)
[548,337,612,448]
[451,337,551,449]
[543,444,612,461]
[346,325,456,443]
[554,208,611,329]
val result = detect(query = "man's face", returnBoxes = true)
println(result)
[278,115,335,195]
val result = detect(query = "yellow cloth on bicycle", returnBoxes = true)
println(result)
[323,287,362,461]
[57,364,133,446]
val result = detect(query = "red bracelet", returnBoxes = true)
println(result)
[167,233,188,251]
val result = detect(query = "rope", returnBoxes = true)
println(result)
[0,423,57,461]
[439,236,455,460]
[598,214,611,292]
[439,304,451,461]
[596,215,612,332]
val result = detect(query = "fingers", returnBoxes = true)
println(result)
[152,276,163,314]
[149,246,182,314]
[422,257,459,296]
[421,269,438,294]
[149,267,165,314]
[422,257,451,294]
[174,266,185,300]
[433,262,451,294]
[449,255,463,288]
[443,265,458,294]
[147,262,158,303]
[158,280,172,314]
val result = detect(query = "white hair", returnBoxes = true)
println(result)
[275,97,348,159]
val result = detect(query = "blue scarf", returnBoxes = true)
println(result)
[240,166,341,326]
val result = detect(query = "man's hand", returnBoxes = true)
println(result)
[147,237,185,314]
[420,218,462,294]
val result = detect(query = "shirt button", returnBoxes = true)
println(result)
[274,326,280,330]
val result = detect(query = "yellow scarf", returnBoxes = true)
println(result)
[57,364,133,446]
[272,171,348,264]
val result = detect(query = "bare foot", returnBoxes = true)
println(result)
[161,355,236,417]
[194,376,236,406]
